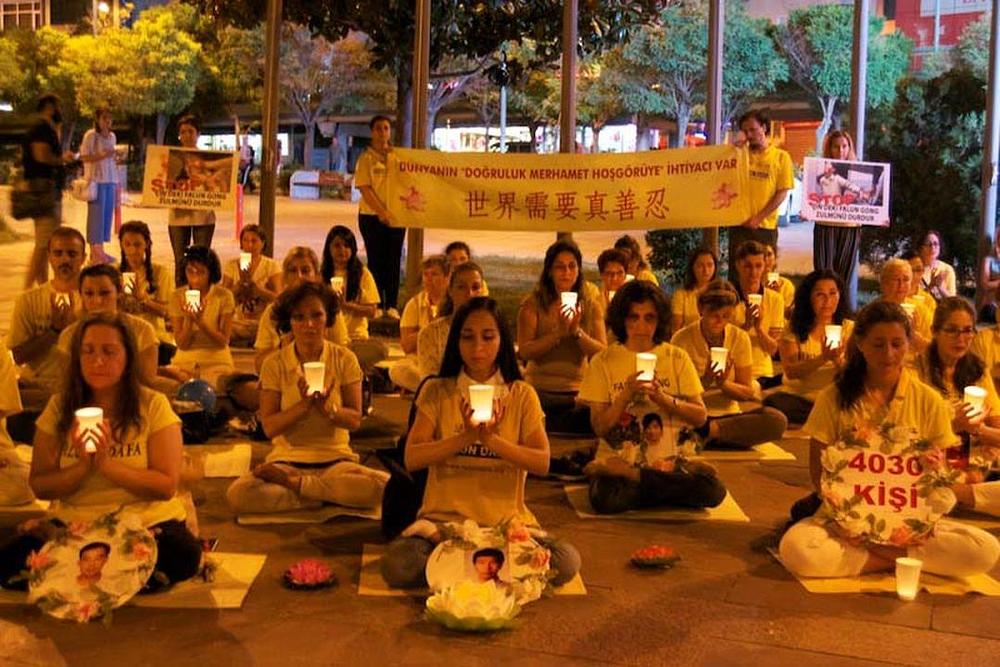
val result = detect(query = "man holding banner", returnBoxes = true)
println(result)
[728,111,793,279]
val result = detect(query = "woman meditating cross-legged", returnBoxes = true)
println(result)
[227,283,387,514]
[578,280,727,515]
[380,297,581,589]
[0,313,201,591]
[779,302,1000,579]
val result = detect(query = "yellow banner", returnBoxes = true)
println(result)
[386,145,750,231]
[141,145,238,211]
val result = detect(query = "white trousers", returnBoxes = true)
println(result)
[227,461,388,513]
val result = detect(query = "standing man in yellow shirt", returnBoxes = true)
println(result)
[728,111,793,280]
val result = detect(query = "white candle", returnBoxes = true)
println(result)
[607,290,616,303]
[625,274,635,282]
[710,347,728,371]
[895,557,922,601]
[185,290,201,309]
[900,302,916,318]
[767,272,779,285]
[560,291,578,310]
[55,292,71,308]
[302,362,325,395]
[330,276,344,293]
[75,407,103,454]
[964,385,988,416]
[122,272,136,295]
[635,352,657,382]
[825,324,843,348]
[468,384,495,425]
[239,252,252,272]
[747,293,763,308]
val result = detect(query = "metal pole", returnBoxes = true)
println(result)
[849,0,869,159]
[933,0,942,52]
[258,0,282,257]
[500,86,507,152]
[558,0,578,242]
[703,0,724,256]
[977,5,1000,310]
[405,0,430,294]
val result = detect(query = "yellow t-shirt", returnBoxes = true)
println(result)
[913,353,1000,417]
[635,268,659,286]
[780,320,855,402]
[338,266,380,341]
[36,388,186,527]
[972,327,1000,382]
[746,143,794,230]
[578,342,703,466]
[804,368,956,450]
[0,340,23,450]
[259,341,363,464]
[253,302,349,352]
[416,374,543,527]
[776,276,795,313]
[400,290,439,331]
[169,284,236,371]
[732,288,785,377]
[354,148,389,216]
[521,289,604,393]
[417,316,451,379]
[131,263,174,344]
[671,321,753,415]
[223,255,282,321]
[6,282,81,391]
[57,313,159,358]
[670,288,700,331]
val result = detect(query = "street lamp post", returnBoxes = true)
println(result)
[259,0,283,257]
[558,0,578,242]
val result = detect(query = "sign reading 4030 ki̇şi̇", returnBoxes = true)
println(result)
[386,145,751,232]
[141,145,238,211]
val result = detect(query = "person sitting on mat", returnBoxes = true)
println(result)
[731,240,785,388]
[670,247,718,336]
[578,280,727,515]
[671,279,786,450]
[444,241,489,295]
[389,255,449,393]
[380,297,581,589]
[118,220,176,367]
[779,301,1000,579]
[417,261,486,381]
[0,339,33,506]
[227,282,387,514]
[222,225,282,347]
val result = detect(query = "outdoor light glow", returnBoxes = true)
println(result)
[0,102,12,112]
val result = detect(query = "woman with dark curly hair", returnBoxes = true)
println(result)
[578,280,726,514]
[168,245,235,385]
[227,282,386,514]
[764,270,852,424]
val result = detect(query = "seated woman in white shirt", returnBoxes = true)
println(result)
[916,229,956,300]
[670,247,717,335]
[222,225,282,346]
[389,255,449,393]
[779,301,999,579]
[416,261,485,381]
[380,297,580,588]
[227,282,387,513]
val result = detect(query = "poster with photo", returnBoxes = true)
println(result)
[800,156,890,227]
[142,145,238,211]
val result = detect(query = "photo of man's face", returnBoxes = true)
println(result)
[77,543,110,587]
[472,549,504,583]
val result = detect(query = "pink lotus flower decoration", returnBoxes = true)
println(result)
[889,525,915,547]
[131,543,152,561]
[284,559,335,588]
[75,601,99,623]
[505,522,531,543]
[26,550,50,571]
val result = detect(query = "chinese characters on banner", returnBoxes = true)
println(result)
[386,145,751,231]
[142,145,238,211]
[800,157,891,227]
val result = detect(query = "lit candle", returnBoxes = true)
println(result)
[607,290,616,304]
[900,303,916,318]
[635,352,657,382]
[895,557,922,601]
[330,276,344,293]
[560,291,578,310]
[824,324,843,348]
[710,347,728,372]
[767,272,779,285]
[747,293,763,308]
[55,292,71,308]
[75,407,103,454]
[185,290,201,309]
[302,362,325,395]
[964,385,988,416]
[122,272,136,295]
[239,252,252,272]
[468,384,495,425]
[625,274,635,282]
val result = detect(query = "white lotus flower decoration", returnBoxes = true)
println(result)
[425,580,520,632]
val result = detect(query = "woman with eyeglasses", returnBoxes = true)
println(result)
[916,230,956,300]
[915,297,1000,516]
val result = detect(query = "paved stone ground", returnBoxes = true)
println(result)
[3,192,991,666]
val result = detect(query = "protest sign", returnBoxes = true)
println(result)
[386,145,751,231]
[801,156,890,227]
[142,146,238,211]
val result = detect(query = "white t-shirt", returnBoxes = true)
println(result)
[80,129,117,184]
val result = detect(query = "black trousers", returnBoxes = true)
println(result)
[588,467,727,515]
[358,213,405,310]
[813,223,861,311]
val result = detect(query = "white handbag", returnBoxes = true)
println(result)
[70,177,98,202]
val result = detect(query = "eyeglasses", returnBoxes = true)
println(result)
[940,327,975,337]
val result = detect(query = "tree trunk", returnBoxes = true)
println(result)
[396,64,413,148]
[303,121,315,170]
[635,114,650,151]
[528,122,539,153]
[61,118,76,152]
[815,95,838,153]
[675,106,691,149]
[592,125,602,153]
[156,112,168,146]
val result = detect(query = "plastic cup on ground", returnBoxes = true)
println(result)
[468,384,495,425]
[75,407,103,454]
[303,362,325,395]
[895,557,922,601]
[636,352,657,382]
